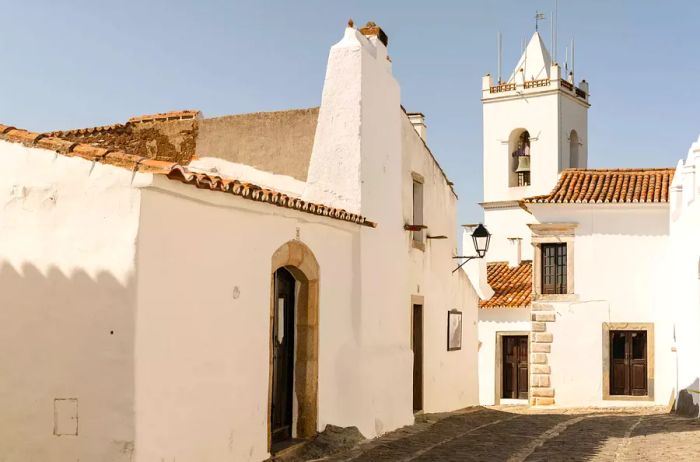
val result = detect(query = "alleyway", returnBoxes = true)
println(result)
[316,406,700,461]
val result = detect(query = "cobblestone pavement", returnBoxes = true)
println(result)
[318,406,700,461]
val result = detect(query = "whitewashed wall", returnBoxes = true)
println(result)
[402,116,480,412]
[483,206,537,263]
[669,137,700,416]
[0,140,149,462]
[527,204,674,407]
[477,308,531,405]
[135,180,368,462]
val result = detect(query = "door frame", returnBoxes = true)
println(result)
[411,295,424,412]
[602,322,655,401]
[494,331,530,405]
[268,241,320,452]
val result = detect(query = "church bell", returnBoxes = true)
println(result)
[515,155,530,173]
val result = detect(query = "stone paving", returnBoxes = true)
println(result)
[317,406,700,461]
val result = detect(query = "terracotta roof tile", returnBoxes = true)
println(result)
[0,123,375,228]
[480,261,532,309]
[524,168,675,204]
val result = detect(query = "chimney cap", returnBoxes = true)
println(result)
[359,21,388,47]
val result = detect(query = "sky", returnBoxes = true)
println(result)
[1,0,698,223]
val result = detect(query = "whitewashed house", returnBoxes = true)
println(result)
[669,137,700,417]
[472,31,695,410]
[0,22,479,462]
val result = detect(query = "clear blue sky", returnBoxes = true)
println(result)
[1,0,698,223]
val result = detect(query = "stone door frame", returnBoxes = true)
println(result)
[269,240,320,450]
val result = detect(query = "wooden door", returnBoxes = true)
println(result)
[502,335,528,399]
[271,268,296,444]
[610,330,647,396]
[412,304,423,412]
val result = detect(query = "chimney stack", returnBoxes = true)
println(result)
[407,113,427,141]
[359,21,388,47]
[507,237,522,268]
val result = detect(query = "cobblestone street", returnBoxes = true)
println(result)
[317,406,700,461]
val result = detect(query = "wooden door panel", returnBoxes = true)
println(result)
[609,330,648,397]
[412,305,423,411]
[502,336,528,399]
[271,268,296,444]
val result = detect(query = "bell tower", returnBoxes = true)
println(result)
[480,32,590,262]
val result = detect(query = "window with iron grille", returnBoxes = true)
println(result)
[541,243,567,294]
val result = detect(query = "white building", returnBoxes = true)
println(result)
[669,137,700,417]
[473,31,696,411]
[0,22,479,462]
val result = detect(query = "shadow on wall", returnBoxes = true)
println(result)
[677,378,700,418]
[0,262,136,461]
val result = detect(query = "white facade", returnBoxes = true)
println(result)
[526,203,674,407]
[669,136,700,417]
[0,22,479,462]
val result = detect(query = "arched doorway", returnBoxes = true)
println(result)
[269,241,319,451]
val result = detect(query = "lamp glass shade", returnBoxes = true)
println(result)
[471,224,491,258]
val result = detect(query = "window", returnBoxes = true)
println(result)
[541,243,567,294]
[412,178,424,244]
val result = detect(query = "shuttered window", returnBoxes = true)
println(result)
[541,243,567,294]
[412,179,424,243]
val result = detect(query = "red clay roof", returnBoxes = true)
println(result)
[0,124,375,228]
[480,261,532,308]
[524,168,675,204]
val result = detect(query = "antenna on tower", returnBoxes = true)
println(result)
[564,46,569,74]
[553,0,559,61]
[497,32,503,83]
[571,37,575,78]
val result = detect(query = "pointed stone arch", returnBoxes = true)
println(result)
[268,240,319,448]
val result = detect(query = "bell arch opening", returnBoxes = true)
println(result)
[569,130,580,169]
[268,240,319,450]
[509,129,531,187]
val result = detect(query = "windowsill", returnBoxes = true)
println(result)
[533,293,578,302]
[412,240,425,252]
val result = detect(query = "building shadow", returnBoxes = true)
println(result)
[0,262,136,461]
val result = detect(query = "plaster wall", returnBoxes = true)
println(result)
[135,180,370,462]
[477,308,531,405]
[0,140,147,461]
[402,116,480,413]
[528,204,674,407]
[483,206,537,263]
[669,139,700,416]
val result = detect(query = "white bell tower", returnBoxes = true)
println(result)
[480,32,590,263]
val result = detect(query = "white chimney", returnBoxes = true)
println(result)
[507,237,522,268]
[407,112,427,142]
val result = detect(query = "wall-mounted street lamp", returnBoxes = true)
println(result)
[452,224,491,273]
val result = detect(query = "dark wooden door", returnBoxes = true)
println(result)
[412,304,423,412]
[271,268,296,444]
[610,330,647,396]
[502,336,528,399]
